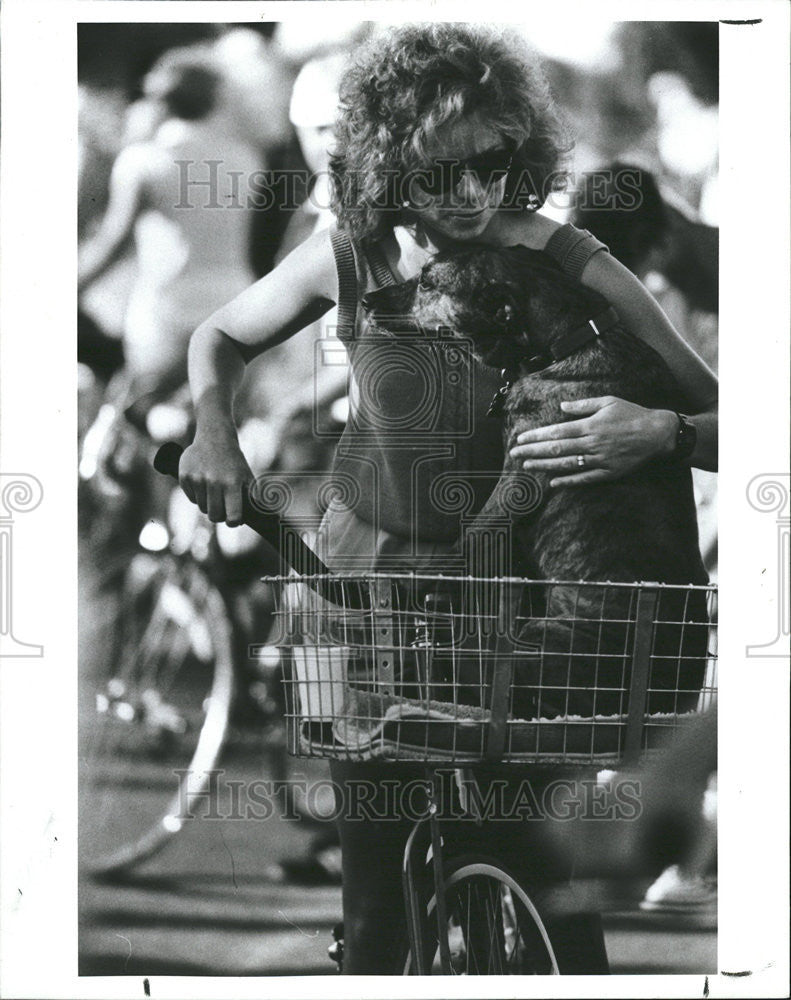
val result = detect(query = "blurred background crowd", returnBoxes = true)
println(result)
[78,19,719,976]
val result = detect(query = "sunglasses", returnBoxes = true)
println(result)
[410,146,515,199]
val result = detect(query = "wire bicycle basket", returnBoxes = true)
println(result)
[264,574,717,767]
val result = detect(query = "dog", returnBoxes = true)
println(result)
[364,245,710,720]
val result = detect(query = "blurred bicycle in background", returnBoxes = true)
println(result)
[78,373,347,876]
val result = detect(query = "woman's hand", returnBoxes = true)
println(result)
[178,427,254,526]
[509,396,678,487]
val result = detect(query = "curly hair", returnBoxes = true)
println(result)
[329,23,573,244]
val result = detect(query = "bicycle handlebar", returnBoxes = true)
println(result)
[153,442,369,610]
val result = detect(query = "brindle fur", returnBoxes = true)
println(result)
[365,246,709,718]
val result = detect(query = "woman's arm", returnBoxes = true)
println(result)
[179,227,339,524]
[78,146,148,291]
[511,252,718,485]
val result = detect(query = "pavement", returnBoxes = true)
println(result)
[78,752,716,977]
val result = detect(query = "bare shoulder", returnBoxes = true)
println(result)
[497,210,564,251]
[275,225,339,302]
[114,141,190,203]
[110,142,159,183]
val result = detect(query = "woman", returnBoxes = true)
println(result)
[180,24,717,973]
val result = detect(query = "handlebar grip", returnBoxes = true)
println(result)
[153,440,183,479]
[153,442,368,610]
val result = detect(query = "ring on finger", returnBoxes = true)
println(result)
[576,454,586,468]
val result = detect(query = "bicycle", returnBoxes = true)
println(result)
[79,396,344,877]
[79,413,271,875]
[263,569,718,975]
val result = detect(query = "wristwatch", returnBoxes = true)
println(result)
[673,412,697,461]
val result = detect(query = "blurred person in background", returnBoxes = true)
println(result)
[78,49,260,400]
[572,163,717,357]
[279,52,346,252]
[78,48,264,582]
[212,27,298,281]
[530,22,718,223]
[78,86,135,413]
[272,17,371,67]
[213,27,294,155]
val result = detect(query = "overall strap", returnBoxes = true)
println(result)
[329,227,359,340]
[365,241,399,288]
[544,223,609,282]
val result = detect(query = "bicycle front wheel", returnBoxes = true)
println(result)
[80,552,235,876]
[406,858,560,975]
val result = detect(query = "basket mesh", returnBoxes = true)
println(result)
[262,574,717,766]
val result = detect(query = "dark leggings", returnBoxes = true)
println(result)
[330,759,610,975]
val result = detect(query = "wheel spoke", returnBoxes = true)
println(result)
[419,861,560,976]
[81,559,234,875]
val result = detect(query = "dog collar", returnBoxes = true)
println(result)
[549,306,621,362]
[518,305,621,374]
[486,306,621,418]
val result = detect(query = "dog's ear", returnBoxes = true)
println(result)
[362,277,418,314]
[362,277,420,332]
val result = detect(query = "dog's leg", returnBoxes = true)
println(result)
[511,583,637,720]
[460,466,548,578]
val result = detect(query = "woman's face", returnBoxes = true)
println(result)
[404,113,512,245]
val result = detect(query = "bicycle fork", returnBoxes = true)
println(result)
[402,767,482,974]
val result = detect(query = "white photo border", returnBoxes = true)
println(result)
[0,1,788,997]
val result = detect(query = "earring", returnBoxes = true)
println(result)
[526,193,540,211]
[402,199,411,208]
